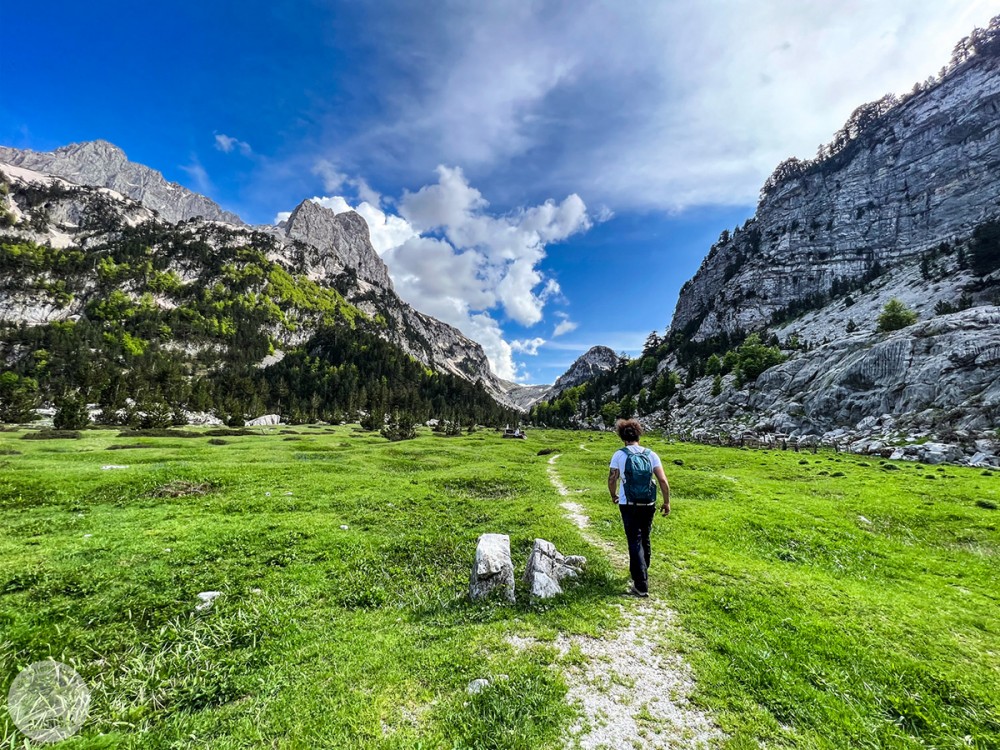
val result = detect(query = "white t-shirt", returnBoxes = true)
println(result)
[610,444,662,504]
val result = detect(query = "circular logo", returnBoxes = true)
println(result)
[7,660,90,744]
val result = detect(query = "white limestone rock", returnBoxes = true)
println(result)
[469,533,515,603]
[246,413,281,426]
[523,538,587,599]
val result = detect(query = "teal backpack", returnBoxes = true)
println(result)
[619,447,657,504]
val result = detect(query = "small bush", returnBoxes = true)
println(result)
[537,448,556,456]
[107,443,157,450]
[0,448,22,455]
[116,429,200,438]
[208,438,230,445]
[54,394,90,430]
[877,298,918,332]
[203,428,254,437]
[975,499,997,510]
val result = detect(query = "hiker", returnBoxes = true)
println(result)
[607,419,670,597]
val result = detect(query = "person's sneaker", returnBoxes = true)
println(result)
[626,584,649,598]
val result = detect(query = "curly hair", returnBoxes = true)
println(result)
[615,418,643,443]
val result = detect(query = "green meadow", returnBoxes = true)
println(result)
[1,427,998,749]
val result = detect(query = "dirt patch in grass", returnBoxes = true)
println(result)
[443,477,528,499]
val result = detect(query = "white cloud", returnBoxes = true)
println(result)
[552,314,578,337]
[214,133,252,156]
[302,166,592,379]
[511,337,546,355]
[306,1,998,211]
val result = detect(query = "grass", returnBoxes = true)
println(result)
[556,435,1000,749]
[1,427,998,748]
[0,426,615,749]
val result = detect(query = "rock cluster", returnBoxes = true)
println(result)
[469,534,586,602]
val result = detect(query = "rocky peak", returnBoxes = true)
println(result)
[283,199,393,290]
[0,140,243,225]
[552,346,619,393]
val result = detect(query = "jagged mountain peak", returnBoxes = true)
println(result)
[551,346,619,393]
[0,140,242,226]
[283,199,393,290]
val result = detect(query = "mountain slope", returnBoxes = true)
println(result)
[0,143,511,406]
[0,161,516,424]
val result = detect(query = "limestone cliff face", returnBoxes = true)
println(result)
[0,141,243,226]
[670,52,1000,340]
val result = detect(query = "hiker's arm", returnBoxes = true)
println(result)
[654,466,670,516]
[608,468,619,502]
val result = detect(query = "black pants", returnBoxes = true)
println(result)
[619,503,656,592]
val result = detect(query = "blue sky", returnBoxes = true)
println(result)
[3,1,998,383]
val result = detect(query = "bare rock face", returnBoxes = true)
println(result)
[283,199,393,290]
[469,533,515,602]
[523,538,586,599]
[498,381,554,411]
[753,307,1000,431]
[0,141,242,225]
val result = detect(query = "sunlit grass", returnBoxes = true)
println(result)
[1,427,997,748]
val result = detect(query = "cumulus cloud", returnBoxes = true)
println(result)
[214,133,252,156]
[305,1,997,211]
[306,166,591,380]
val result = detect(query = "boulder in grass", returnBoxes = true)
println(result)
[469,533,515,603]
[523,538,587,599]
[246,414,281,426]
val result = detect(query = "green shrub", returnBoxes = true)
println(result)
[54,394,90,430]
[877,298,918,332]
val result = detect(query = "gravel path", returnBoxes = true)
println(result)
[541,452,724,749]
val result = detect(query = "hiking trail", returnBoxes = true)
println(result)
[534,451,723,749]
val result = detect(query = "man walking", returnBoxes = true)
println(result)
[608,419,671,597]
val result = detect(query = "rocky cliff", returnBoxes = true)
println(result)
[671,50,1000,340]
[551,346,619,392]
[657,29,1000,444]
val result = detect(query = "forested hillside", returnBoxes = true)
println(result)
[0,168,517,428]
